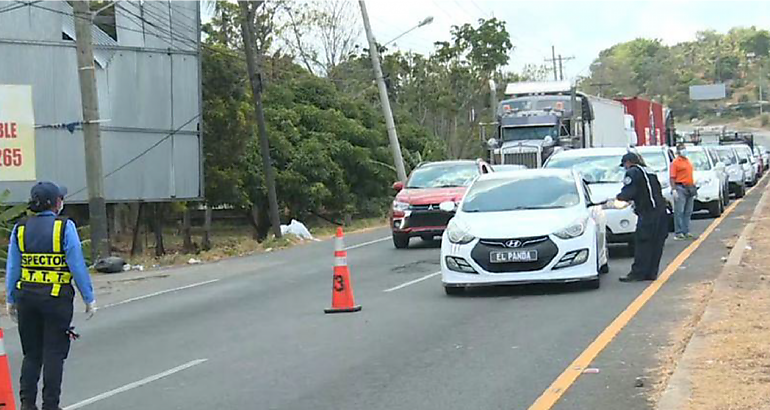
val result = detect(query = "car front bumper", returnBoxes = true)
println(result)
[440,232,599,287]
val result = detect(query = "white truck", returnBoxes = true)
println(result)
[487,82,634,168]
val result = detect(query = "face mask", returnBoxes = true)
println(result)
[679,150,687,157]
[58,200,65,215]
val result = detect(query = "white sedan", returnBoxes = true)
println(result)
[441,169,609,294]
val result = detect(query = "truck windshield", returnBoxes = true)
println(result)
[545,155,625,183]
[501,126,558,142]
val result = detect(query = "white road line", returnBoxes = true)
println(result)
[63,359,208,410]
[102,279,220,309]
[383,271,441,293]
[345,236,390,251]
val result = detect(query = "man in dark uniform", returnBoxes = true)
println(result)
[616,153,669,282]
[5,182,96,410]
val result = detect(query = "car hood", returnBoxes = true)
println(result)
[456,207,584,239]
[586,183,622,203]
[396,187,468,205]
[694,170,718,184]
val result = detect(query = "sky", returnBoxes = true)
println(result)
[361,0,770,81]
[205,0,770,81]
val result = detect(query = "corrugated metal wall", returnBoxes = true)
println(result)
[0,0,202,204]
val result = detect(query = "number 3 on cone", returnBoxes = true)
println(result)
[333,274,346,292]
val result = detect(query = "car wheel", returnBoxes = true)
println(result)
[723,188,730,206]
[583,278,601,290]
[736,185,746,198]
[708,200,722,217]
[393,234,410,249]
[599,262,610,275]
[444,286,465,296]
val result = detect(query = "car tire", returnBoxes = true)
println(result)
[444,286,465,296]
[584,278,601,290]
[393,234,410,249]
[723,188,730,206]
[736,185,746,198]
[708,200,722,218]
[599,262,610,275]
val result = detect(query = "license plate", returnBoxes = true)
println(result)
[490,250,538,263]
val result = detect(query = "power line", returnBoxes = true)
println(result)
[65,114,201,200]
[0,1,38,15]
[469,0,490,17]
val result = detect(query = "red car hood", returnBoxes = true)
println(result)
[395,187,468,205]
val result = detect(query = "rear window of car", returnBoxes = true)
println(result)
[462,174,580,212]
[638,151,669,173]
[545,155,624,183]
[688,150,712,171]
[406,163,479,189]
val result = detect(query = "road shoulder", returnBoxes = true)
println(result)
[658,182,770,410]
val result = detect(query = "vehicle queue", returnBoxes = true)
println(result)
[389,141,768,295]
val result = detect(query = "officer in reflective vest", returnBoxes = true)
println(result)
[616,153,669,282]
[5,182,96,410]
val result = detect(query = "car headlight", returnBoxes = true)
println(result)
[554,217,587,240]
[393,201,410,212]
[447,219,475,244]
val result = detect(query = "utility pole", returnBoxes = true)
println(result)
[551,46,557,81]
[238,1,282,238]
[557,54,574,81]
[73,1,109,260]
[359,0,408,182]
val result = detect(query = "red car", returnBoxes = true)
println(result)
[390,159,493,249]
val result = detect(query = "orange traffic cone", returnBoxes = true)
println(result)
[324,227,362,314]
[0,328,16,410]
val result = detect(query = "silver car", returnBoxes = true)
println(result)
[710,145,746,198]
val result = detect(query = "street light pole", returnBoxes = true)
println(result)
[359,0,408,182]
[382,16,433,48]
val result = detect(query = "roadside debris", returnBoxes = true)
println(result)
[94,256,126,274]
[122,264,145,272]
[582,368,600,374]
[187,258,202,265]
[280,219,316,241]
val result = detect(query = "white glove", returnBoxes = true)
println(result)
[85,301,96,320]
[6,303,17,324]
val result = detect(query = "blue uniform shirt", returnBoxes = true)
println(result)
[5,211,95,304]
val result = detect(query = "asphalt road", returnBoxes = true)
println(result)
[2,178,767,410]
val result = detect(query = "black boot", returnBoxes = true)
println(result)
[619,274,646,282]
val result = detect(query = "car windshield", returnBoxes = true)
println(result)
[638,151,668,172]
[406,163,478,189]
[501,126,558,142]
[545,155,625,183]
[687,150,711,170]
[462,175,581,212]
[735,148,750,160]
[715,149,736,165]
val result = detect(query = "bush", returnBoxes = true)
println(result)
[761,114,769,127]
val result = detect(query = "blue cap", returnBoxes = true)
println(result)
[30,181,68,207]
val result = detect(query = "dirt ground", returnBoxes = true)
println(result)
[683,217,770,410]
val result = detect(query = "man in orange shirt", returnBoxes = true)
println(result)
[670,143,697,240]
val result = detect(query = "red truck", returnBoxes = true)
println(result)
[616,97,666,146]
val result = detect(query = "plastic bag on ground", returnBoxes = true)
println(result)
[280,219,315,241]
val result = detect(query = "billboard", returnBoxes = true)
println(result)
[0,85,36,181]
[690,84,727,101]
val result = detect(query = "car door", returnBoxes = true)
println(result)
[582,181,607,256]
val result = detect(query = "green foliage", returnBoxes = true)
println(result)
[580,27,770,121]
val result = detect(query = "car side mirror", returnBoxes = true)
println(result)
[392,181,404,192]
[740,158,748,164]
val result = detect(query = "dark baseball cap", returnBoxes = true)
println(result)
[619,152,641,167]
[30,181,68,205]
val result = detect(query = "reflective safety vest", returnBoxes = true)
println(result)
[15,215,73,297]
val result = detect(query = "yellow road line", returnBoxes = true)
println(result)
[528,178,766,410]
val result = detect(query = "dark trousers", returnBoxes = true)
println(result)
[630,208,669,279]
[16,290,74,410]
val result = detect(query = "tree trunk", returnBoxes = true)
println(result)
[249,206,261,240]
[202,205,212,251]
[130,203,144,256]
[239,1,282,239]
[153,203,166,257]
[182,206,195,253]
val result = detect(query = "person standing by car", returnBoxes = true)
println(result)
[617,153,668,282]
[670,143,697,240]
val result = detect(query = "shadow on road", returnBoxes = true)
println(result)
[452,281,601,298]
